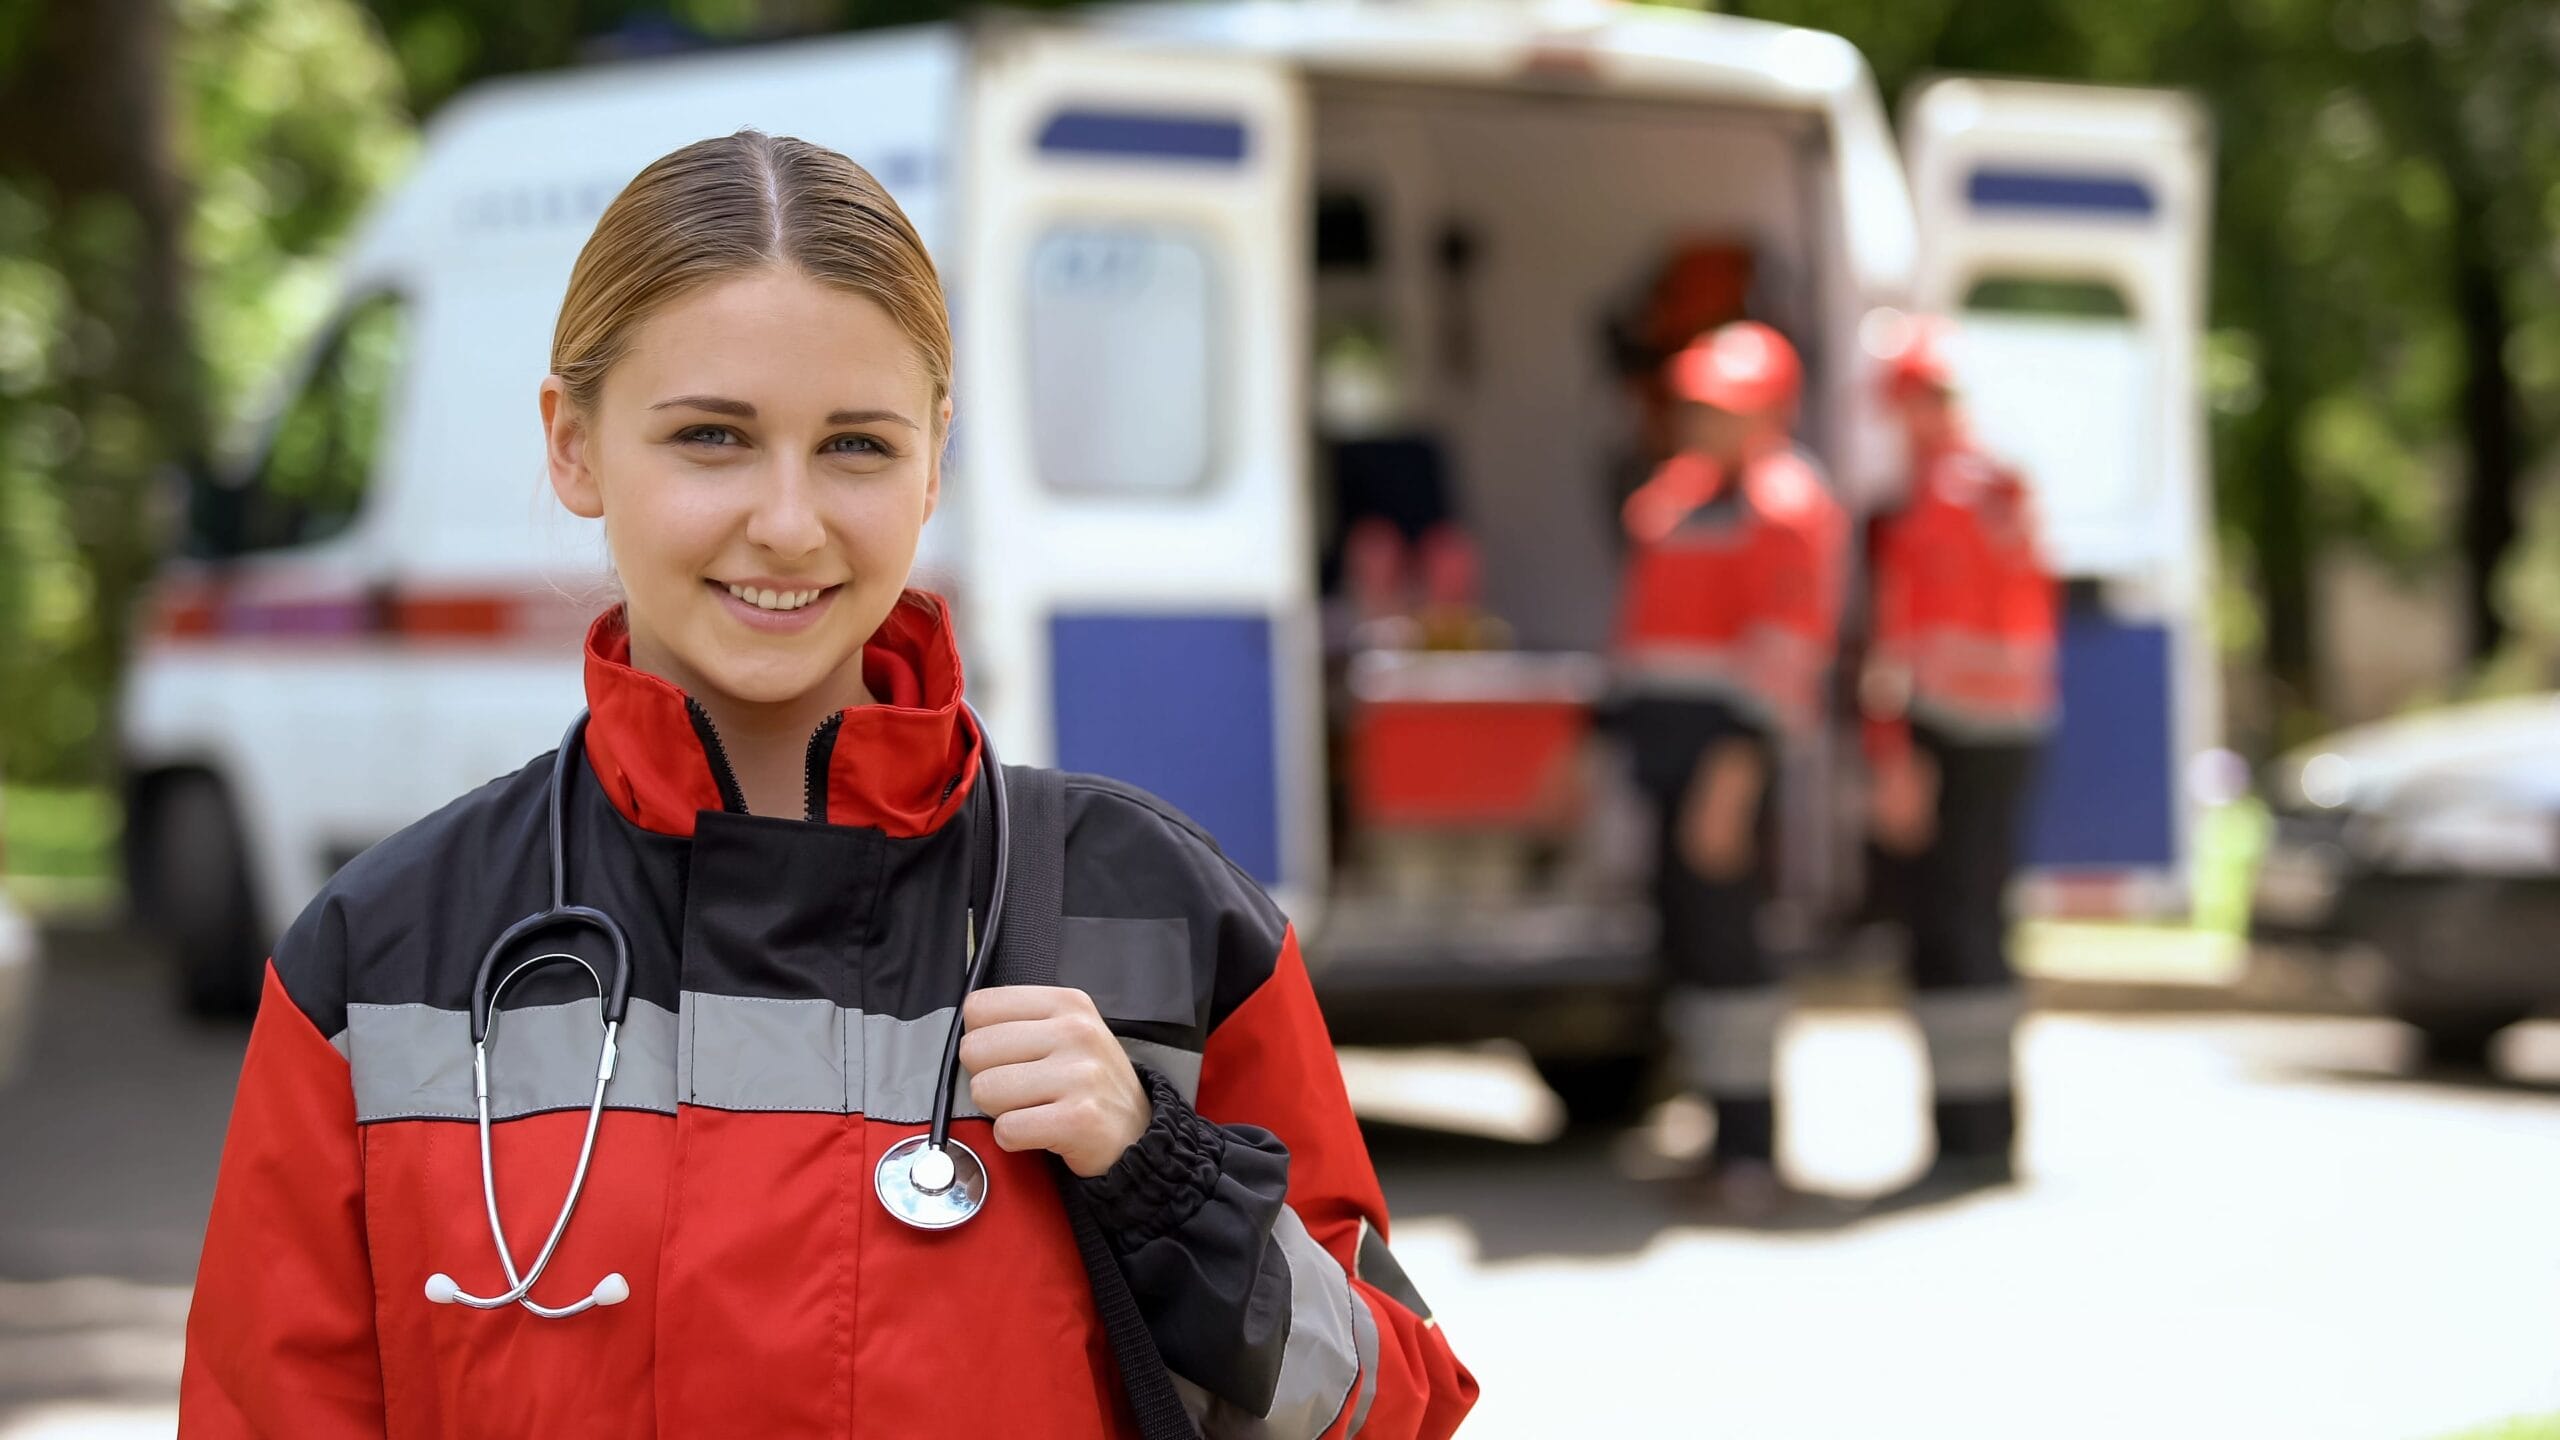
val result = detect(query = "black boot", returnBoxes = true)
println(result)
[1933,1095,2016,1160]
[1675,1099,1852,1229]
[1865,1096,2021,1217]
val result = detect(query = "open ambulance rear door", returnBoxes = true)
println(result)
[960,27,1323,909]
[1903,76,2217,919]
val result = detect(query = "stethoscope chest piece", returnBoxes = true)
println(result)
[875,1135,990,1231]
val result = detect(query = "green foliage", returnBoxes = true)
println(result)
[0,783,115,881]
[177,0,414,434]
[0,0,411,785]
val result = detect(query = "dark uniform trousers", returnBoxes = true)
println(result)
[1647,731,1784,1164]
[1876,723,2040,1159]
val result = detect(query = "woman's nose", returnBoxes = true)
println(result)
[744,461,826,559]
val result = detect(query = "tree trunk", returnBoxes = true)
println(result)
[2392,27,2526,667]
[2448,197,2519,664]
[0,0,201,784]
[2251,308,2317,718]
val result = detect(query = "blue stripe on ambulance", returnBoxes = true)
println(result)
[2023,613,2176,869]
[1049,612,1283,885]
[1036,109,1250,164]
[1966,166,2156,218]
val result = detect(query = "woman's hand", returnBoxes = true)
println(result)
[960,985,1151,1178]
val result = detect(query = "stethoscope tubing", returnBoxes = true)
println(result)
[926,715,1006,1154]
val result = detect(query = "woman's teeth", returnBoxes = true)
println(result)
[725,583,825,612]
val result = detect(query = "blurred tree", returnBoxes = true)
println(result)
[0,0,408,785]
[0,0,199,786]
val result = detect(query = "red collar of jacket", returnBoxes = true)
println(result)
[580,590,980,838]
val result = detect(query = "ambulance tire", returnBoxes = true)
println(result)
[2394,1003,2524,1073]
[141,773,267,1019]
[1535,1051,1663,1132]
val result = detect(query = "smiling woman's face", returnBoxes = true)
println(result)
[543,266,948,715]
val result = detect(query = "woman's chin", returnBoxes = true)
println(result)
[691,658,849,712]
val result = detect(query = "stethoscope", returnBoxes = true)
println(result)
[424,706,1010,1319]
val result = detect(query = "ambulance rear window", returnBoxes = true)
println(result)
[1026,225,1221,496]
[1951,275,2152,575]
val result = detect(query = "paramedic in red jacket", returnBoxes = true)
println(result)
[1863,315,2058,1194]
[180,131,1474,1440]
[1614,322,1842,1216]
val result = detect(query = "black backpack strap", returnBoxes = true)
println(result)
[996,765,1203,1440]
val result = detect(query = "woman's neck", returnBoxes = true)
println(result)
[628,629,875,818]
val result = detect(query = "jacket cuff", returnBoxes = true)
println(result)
[1077,1064,1225,1248]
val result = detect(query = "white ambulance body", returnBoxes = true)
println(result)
[122,2,2213,1109]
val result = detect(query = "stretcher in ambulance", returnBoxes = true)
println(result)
[120,3,2215,1123]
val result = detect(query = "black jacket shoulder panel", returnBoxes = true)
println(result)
[1059,773,1290,1035]
[270,754,557,1037]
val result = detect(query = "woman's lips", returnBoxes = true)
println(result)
[708,579,841,634]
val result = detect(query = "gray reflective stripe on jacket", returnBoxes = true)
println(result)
[1175,1205,1380,1438]
[332,994,1199,1125]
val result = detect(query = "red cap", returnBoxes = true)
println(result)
[1876,312,1957,400]
[1664,321,1801,417]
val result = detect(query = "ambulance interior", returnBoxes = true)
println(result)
[1301,79,1843,954]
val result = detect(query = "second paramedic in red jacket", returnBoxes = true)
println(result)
[1862,315,2059,1196]
[1614,322,1842,1217]
[181,131,1473,1440]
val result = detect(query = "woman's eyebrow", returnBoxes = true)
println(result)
[652,394,754,417]
[650,395,915,429]
[825,407,918,430]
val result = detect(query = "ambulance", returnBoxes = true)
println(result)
[122,0,2214,1121]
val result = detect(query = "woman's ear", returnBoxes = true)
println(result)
[541,376,604,519]
[921,394,954,525]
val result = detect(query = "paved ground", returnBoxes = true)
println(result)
[4,929,2558,1439]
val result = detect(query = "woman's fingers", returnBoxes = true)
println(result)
[987,1092,1136,1178]
[955,985,1149,1176]
[959,987,1116,1076]
[962,984,1096,1030]
[956,1016,1063,1076]
[967,1050,1116,1115]
[989,1101,1078,1157]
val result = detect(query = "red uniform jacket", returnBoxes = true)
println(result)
[1864,444,2060,765]
[1614,448,1844,790]
[181,593,1475,1439]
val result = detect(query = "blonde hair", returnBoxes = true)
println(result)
[551,130,950,428]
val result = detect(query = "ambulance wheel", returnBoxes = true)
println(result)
[140,774,266,1018]
[1535,1053,1662,1131]
[2395,1004,2524,1072]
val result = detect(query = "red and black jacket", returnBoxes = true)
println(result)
[181,592,1476,1439]
[1613,447,1845,796]
[1863,443,2059,767]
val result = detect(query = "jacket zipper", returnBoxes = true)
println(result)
[802,711,845,823]
[682,697,750,814]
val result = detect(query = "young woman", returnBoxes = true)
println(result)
[181,131,1475,1440]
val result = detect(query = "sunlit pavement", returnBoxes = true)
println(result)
[1356,1016,2560,1440]
[5,931,2559,1439]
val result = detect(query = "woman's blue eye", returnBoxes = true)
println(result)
[827,434,889,457]
[677,425,737,447]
